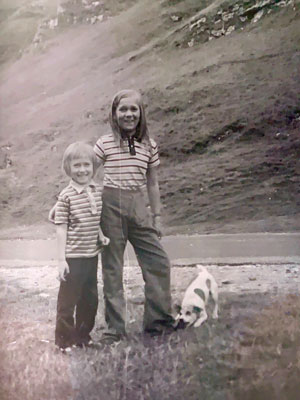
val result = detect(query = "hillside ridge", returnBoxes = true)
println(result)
[0,0,299,236]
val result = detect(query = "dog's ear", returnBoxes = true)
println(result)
[193,306,202,314]
[174,304,181,313]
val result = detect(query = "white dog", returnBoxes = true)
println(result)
[175,265,219,328]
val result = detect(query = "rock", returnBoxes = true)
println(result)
[222,280,233,285]
[0,149,10,169]
[252,9,264,23]
[48,18,58,29]
[171,15,180,22]
[188,38,194,47]
[90,15,103,24]
[222,12,234,22]
[226,26,235,35]
[211,30,223,37]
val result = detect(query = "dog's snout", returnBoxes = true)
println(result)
[177,319,188,329]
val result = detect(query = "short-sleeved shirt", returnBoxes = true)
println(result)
[93,134,160,190]
[54,180,102,258]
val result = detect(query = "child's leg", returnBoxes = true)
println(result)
[75,256,98,344]
[128,193,174,333]
[100,188,128,337]
[131,232,174,332]
[55,259,84,348]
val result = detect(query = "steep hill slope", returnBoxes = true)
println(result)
[0,0,299,236]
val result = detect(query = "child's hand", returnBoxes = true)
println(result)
[99,235,110,246]
[48,204,57,223]
[153,215,163,240]
[57,260,70,281]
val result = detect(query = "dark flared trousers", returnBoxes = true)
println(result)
[55,256,98,348]
[100,186,174,335]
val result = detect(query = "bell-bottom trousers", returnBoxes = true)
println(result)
[100,186,174,335]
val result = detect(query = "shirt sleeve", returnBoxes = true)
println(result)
[93,137,106,164]
[148,138,160,168]
[54,193,69,225]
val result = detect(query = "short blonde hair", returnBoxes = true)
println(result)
[62,142,98,177]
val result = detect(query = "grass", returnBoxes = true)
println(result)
[230,294,300,400]
[0,266,300,400]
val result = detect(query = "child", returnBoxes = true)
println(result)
[50,90,176,346]
[53,141,109,351]
[94,89,175,343]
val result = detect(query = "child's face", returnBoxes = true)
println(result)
[116,97,140,134]
[69,156,93,186]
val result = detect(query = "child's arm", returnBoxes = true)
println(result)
[48,202,58,223]
[56,224,69,281]
[146,167,163,238]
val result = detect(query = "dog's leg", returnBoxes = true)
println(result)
[193,310,208,327]
[212,303,218,319]
[210,281,219,319]
[173,314,181,327]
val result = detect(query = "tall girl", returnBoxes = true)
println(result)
[94,89,174,343]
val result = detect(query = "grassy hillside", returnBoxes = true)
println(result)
[0,0,299,236]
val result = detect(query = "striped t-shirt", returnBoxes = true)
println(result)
[54,180,102,258]
[93,134,160,190]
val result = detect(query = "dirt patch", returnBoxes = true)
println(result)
[1,262,299,307]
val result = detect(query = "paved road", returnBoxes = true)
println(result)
[0,233,299,265]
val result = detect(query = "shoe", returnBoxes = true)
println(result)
[144,325,176,338]
[79,341,103,350]
[99,333,124,345]
[58,346,72,354]
[75,339,93,348]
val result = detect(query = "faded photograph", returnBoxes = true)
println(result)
[0,1,299,399]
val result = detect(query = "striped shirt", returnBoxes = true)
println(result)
[54,180,102,258]
[93,134,160,190]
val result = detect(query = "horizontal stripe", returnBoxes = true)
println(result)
[67,243,98,249]
[67,210,101,217]
[94,134,160,189]
[103,170,145,176]
[69,222,100,228]
[56,216,101,224]
[65,251,99,258]
[67,228,99,234]
[105,163,148,170]
[107,178,145,182]
[67,237,99,242]
[55,183,102,257]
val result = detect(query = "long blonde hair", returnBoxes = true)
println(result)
[109,89,153,153]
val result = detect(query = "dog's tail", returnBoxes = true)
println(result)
[196,265,208,274]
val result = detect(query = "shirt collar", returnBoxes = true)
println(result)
[69,179,96,194]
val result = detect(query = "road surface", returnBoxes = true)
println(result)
[0,233,299,265]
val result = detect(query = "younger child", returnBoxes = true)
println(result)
[53,141,109,351]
